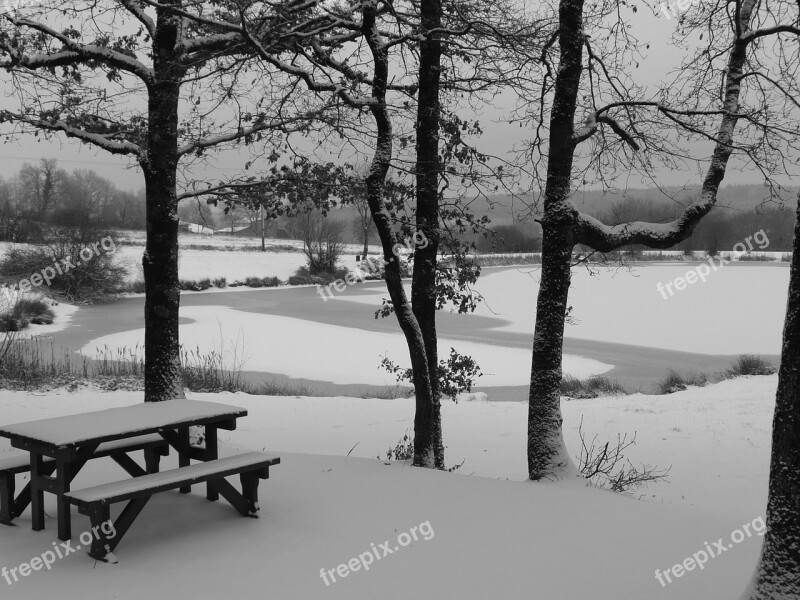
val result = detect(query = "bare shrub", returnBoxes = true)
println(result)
[291,209,345,274]
[577,417,670,495]
[0,225,127,301]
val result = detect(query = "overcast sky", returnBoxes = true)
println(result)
[0,1,791,194]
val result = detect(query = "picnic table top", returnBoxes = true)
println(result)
[0,400,247,449]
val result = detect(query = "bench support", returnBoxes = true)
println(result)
[0,473,14,524]
[70,456,277,562]
[1,439,168,533]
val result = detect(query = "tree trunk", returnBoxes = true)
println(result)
[528,221,576,479]
[527,0,584,480]
[411,0,445,469]
[261,205,266,251]
[361,1,440,468]
[142,7,185,402]
[745,191,800,598]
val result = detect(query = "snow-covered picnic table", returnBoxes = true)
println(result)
[0,400,247,542]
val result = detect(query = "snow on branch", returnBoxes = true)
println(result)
[177,113,323,157]
[574,202,713,252]
[0,111,141,156]
[1,16,153,81]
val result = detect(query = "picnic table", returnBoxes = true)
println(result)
[0,400,247,542]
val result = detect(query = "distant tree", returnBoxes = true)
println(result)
[352,192,374,258]
[17,159,65,216]
[292,207,345,274]
[478,224,542,253]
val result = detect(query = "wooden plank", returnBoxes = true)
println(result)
[0,401,247,451]
[66,453,280,508]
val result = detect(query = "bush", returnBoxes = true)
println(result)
[379,430,414,462]
[291,209,346,274]
[658,369,708,394]
[243,276,281,288]
[179,278,212,291]
[577,418,670,495]
[0,313,20,332]
[287,266,346,286]
[0,225,127,301]
[737,253,771,262]
[0,298,55,332]
[722,354,777,378]
[380,348,482,402]
[212,277,227,288]
[353,256,410,280]
[13,298,55,325]
[561,375,627,399]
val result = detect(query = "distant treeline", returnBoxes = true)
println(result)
[468,194,796,254]
[0,159,145,242]
[592,196,794,253]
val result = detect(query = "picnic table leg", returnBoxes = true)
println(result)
[0,473,14,524]
[179,428,191,494]
[86,503,113,562]
[56,458,72,541]
[144,448,161,474]
[30,454,45,532]
[205,426,219,502]
[240,473,260,516]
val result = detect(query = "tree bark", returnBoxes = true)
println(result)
[527,0,754,480]
[527,0,584,480]
[745,191,800,598]
[411,0,445,470]
[361,0,440,468]
[142,5,186,402]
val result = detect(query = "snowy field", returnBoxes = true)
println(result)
[344,265,788,355]
[0,240,789,600]
[69,262,788,392]
[80,304,612,386]
[0,376,774,600]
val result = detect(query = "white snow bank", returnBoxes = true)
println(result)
[79,305,611,386]
[343,265,788,355]
[0,380,772,600]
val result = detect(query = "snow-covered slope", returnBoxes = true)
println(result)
[0,376,774,600]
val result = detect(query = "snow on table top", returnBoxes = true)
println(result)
[0,400,246,448]
[66,451,279,504]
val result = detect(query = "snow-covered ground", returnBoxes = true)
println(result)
[80,305,612,386]
[344,266,788,355]
[0,376,774,600]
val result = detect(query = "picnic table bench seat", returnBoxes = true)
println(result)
[0,434,169,525]
[65,452,280,562]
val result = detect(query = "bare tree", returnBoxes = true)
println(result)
[0,1,324,401]
[292,208,345,273]
[523,0,762,480]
